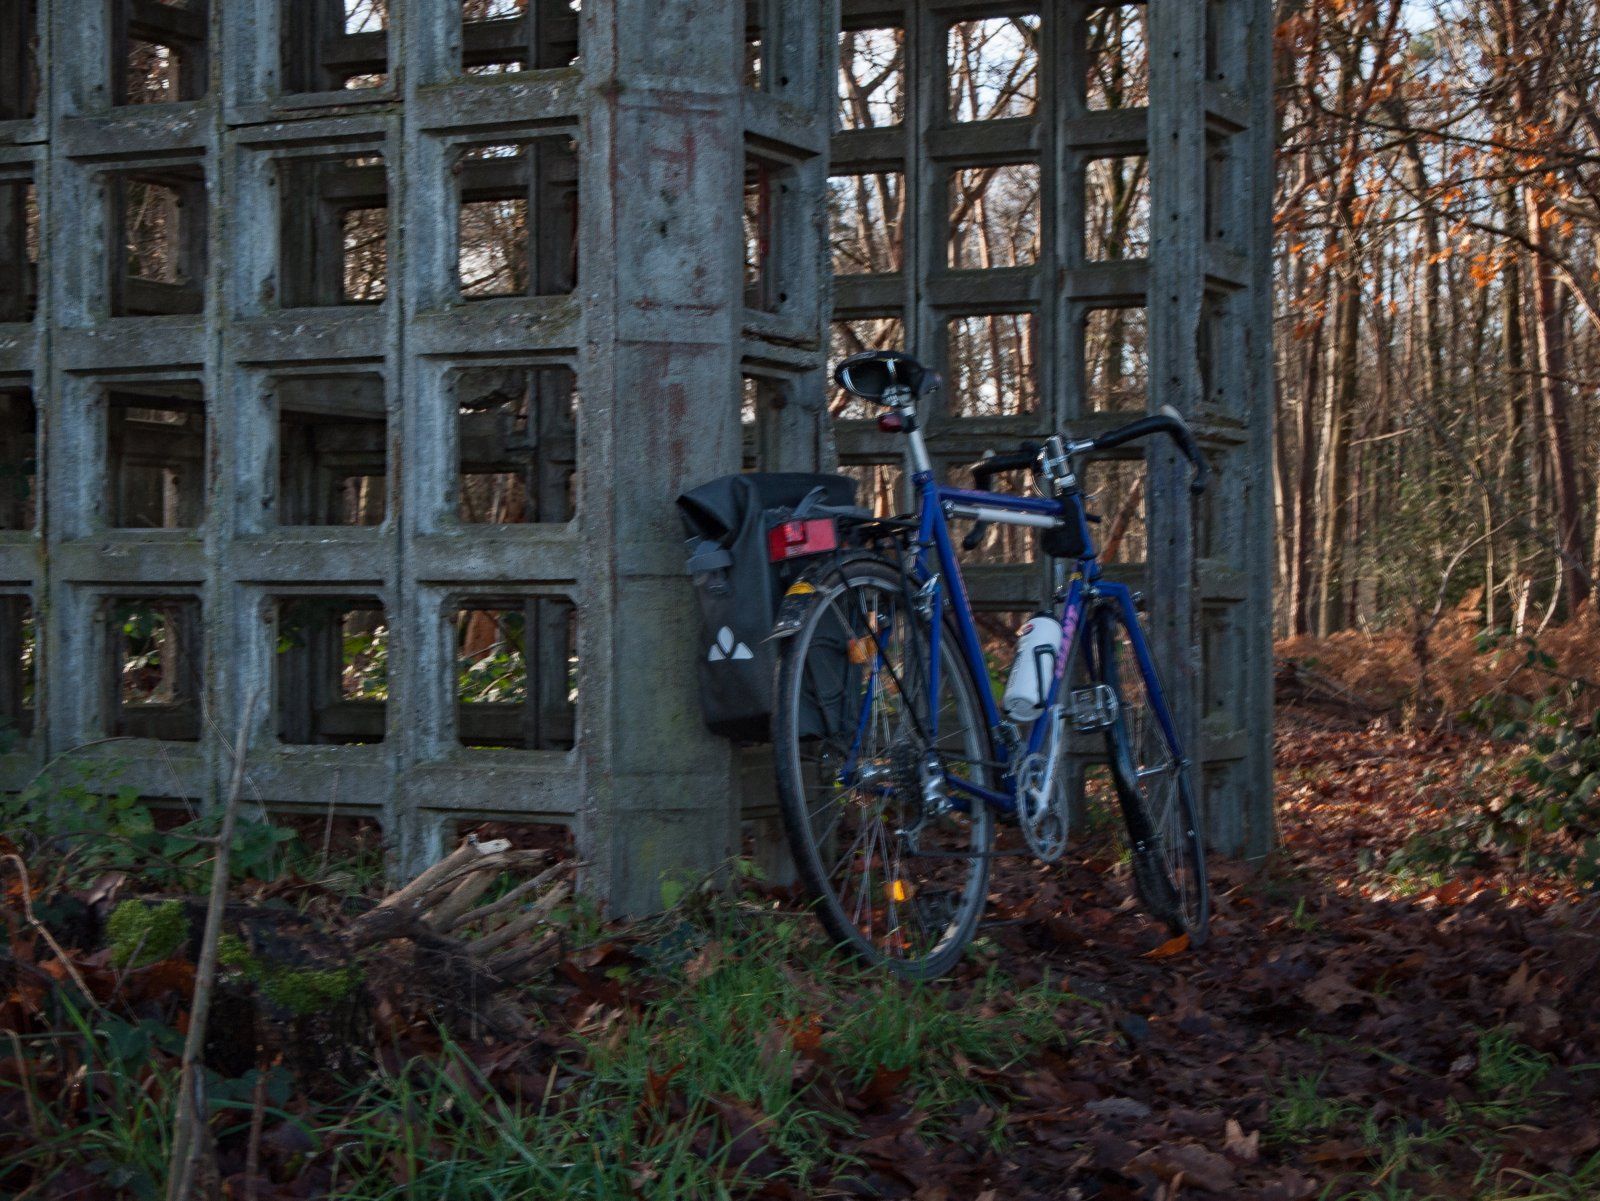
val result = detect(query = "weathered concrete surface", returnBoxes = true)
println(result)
[2,0,837,914]
[1,0,1270,912]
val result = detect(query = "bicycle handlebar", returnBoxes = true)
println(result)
[962,443,1040,551]
[969,443,1040,491]
[960,409,1209,552]
[1093,407,1211,495]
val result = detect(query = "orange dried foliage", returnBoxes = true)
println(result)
[1278,605,1600,714]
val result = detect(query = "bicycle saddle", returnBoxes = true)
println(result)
[834,351,941,403]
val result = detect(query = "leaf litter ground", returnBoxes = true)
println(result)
[4,708,1599,1199]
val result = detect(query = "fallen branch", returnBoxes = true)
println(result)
[343,840,579,1036]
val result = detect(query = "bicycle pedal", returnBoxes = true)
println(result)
[1069,684,1119,732]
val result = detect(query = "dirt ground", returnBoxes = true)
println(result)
[865,709,1600,1199]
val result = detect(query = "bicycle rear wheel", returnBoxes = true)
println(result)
[772,557,995,979]
[1091,608,1209,943]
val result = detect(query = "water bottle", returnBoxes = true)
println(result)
[1002,612,1062,723]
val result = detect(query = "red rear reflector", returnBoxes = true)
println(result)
[878,412,905,433]
[767,518,839,562]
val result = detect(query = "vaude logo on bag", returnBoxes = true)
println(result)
[708,626,754,663]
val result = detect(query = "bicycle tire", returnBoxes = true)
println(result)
[772,556,995,978]
[1092,607,1210,944]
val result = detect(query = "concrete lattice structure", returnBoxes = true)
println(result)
[0,0,1272,912]
[829,1,1275,859]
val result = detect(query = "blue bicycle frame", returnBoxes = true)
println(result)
[890,466,1187,821]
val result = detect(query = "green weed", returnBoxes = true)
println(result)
[1,907,1077,1200]
[1269,1072,1358,1142]
[1470,1027,1553,1115]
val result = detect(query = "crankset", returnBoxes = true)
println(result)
[1016,749,1070,862]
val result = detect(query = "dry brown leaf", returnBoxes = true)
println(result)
[1223,1117,1260,1163]
[1129,1143,1236,1193]
[1144,933,1191,959]
[1301,967,1367,1015]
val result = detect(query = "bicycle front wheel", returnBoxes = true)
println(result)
[1093,609,1210,944]
[772,557,995,979]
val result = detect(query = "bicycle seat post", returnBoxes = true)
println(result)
[886,384,934,476]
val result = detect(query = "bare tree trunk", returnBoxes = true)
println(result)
[1523,188,1591,613]
[1290,316,1321,636]
[1317,270,1359,635]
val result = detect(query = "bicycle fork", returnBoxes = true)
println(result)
[1089,609,1182,922]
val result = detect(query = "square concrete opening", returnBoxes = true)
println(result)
[838,26,904,130]
[947,15,1040,122]
[1206,132,1237,249]
[1083,306,1148,412]
[106,385,206,530]
[276,154,389,307]
[744,8,763,90]
[275,373,387,526]
[116,0,208,106]
[828,171,903,275]
[946,312,1038,416]
[0,0,40,120]
[1084,5,1148,110]
[839,461,903,519]
[452,597,575,750]
[1085,154,1150,261]
[743,156,788,312]
[0,388,37,530]
[275,596,387,745]
[455,365,575,525]
[110,165,206,316]
[0,596,34,746]
[106,596,202,741]
[1088,458,1147,565]
[282,0,389,94]
[949,162,1039,269]
[951,462,1032,564]
[0,175,38,323]
[456,139,577,299]
[460,0,580,75]
[456,817,574,858]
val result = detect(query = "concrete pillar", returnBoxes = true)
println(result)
[574,0,749,913]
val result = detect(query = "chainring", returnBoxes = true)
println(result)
[1017,751,1070,862]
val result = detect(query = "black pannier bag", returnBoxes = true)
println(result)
[677,472,858,740]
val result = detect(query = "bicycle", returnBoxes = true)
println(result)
[770,350,1211,978]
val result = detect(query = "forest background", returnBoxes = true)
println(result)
[838,0,1600,658]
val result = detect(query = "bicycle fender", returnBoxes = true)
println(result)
[768,552,892,640]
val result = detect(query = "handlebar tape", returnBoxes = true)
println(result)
[1094,414,1210,494]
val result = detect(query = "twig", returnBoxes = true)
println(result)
[318,768,342,878]
[166,690,258,1201]
[425,867,501,932]
[443,860,571,934]
[244,1067,267,1201]
[367,838,510,916]
[486,930,563,980]
[469,881,572,956]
